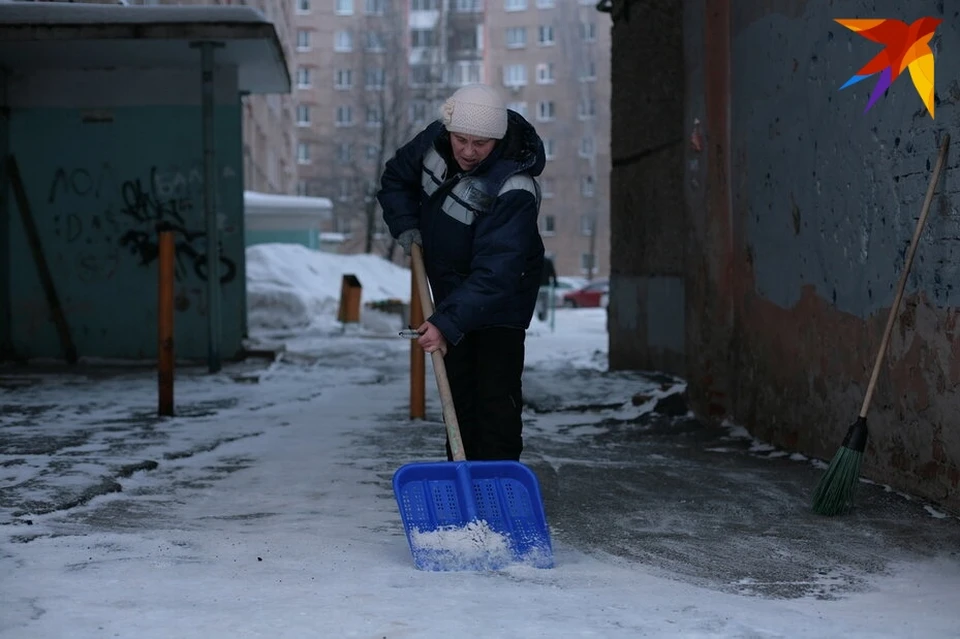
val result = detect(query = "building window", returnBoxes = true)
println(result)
[296,180,309,195]
[535,62,555,84]
[503,64,527,87]
[450,26,478,52]
[296,104,311,126]
[540,177,555,197]
[581,175,595,197]
[365,0,385,14]
[366,106,383,127]
[580,22,597,41]
[296,67,311,88]
[297,142,310,165]
[365,68,385,90]
[580,60,597,81]
[366,31,385,51]
[507,101,528,117]
[537,100,556,121]
[505,0,527,11]
[505,27,527,48]
[410,101,428,124]
[542,215,556,235]
[335,69,353,89]
[411,64,436,86]
[454,0,481,11]
[543,138,555,159]
[449,61,482,86]
[411,29,437,48]
[580,214,595,236]
[297,0,310,14]
[297,29,311,51]
[335,0,353,15]
[538,25,555,45]
[579,98,596,119]
[579,136,594,157]
[335,30,353,52]
[580,253,596,273]
[336,105,354,126]
[366,144,380,160]
[338,178,352,201]
[536,0,555,6]
[411,0,438,9]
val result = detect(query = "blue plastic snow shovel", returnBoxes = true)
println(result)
[392,245,554,571]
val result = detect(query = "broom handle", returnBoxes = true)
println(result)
[411,243,467,461]
[860,135,950,417]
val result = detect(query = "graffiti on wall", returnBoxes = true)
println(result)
[47,164,237,284]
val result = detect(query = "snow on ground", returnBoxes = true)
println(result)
[3,244,960,638]
[245,242,559,342]
[246,243,412,333]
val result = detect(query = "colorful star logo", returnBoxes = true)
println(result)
[835,17,942,119]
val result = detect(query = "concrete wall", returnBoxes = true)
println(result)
[610,0,960,512]
[608,1,686,374]
[4,68,246,361]
[0,70,10,360]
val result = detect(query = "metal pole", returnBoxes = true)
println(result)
[410,264,425,419]
[549,281,556,332]
[193,41,224,373]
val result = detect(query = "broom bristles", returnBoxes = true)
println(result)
[811,446,864,516]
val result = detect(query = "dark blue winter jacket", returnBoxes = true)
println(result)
[377,111,547,346]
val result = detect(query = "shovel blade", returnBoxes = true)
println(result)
[392,460,554,571]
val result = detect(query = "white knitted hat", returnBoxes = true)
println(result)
[439,84,508,140]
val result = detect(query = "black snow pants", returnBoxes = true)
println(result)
[442,326,525,462]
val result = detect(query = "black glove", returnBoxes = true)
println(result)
[398,228,422,257]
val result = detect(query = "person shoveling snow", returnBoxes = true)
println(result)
[378,84,554,570]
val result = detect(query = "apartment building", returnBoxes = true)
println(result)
[125,0,298,195]
[293,0,407,254]
[293,0,482,254]
[295,0,610,278]
[485,0,611,279]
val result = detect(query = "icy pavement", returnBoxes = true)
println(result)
[2,308,960,638]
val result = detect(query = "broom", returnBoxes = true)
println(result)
[812,133,950,516]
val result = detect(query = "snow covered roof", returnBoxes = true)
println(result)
[244,190,333,219]
[0,3,289,93]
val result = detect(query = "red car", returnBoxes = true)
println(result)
[562,279,609,308]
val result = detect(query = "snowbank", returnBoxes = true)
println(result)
[245,243,556,336]
[245,243,411,333]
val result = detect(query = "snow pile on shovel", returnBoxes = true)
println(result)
[408,520,551,571]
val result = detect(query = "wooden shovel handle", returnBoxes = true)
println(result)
[860,134,950,417]
[411,243,467,461]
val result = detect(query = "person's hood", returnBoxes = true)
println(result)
[496,109,546,178]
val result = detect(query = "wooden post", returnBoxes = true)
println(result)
[337,274,363,324]
[158,228,175,417]
[409,263,425,419]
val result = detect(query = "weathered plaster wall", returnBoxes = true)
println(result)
[610,0,960,512]
[6,67,246,361]
[720,0,960,511]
